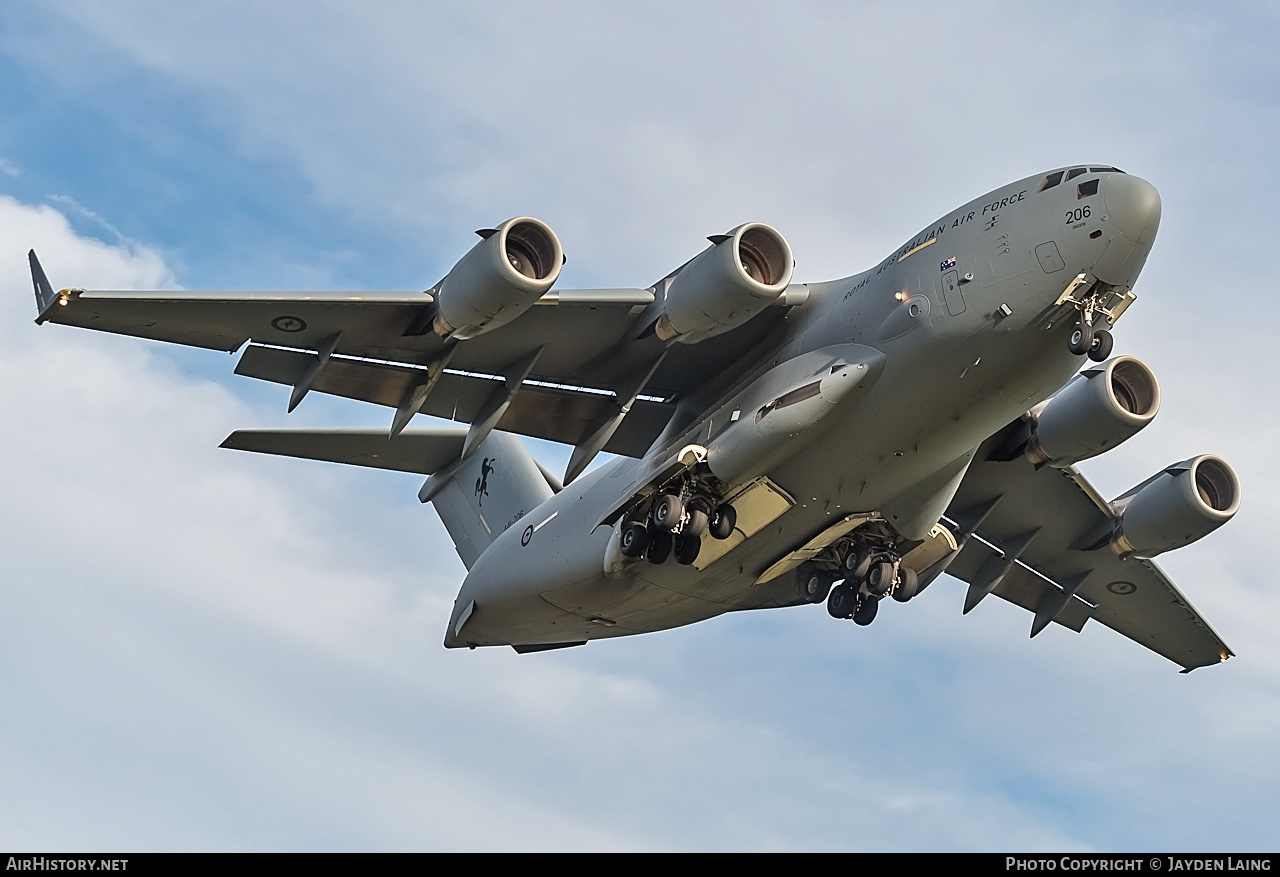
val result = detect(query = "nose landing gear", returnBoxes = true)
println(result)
[1068,320,1093,356]
[1068,319,1114,362]
[1088,328,1113,361]
[1061,277,1129,362]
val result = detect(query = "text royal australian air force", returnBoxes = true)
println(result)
[841,181,1032,301]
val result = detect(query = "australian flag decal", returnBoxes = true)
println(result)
[940,257,957,272]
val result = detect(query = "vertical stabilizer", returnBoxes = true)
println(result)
[428,432,554,568]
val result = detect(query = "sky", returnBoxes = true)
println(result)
[1,1,1278,852]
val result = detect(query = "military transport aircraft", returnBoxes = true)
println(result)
[28,164,1240,671]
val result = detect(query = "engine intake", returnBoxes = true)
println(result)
[1026,356,1160,467]
[655,223,794,344]
[1109,455,1241,557]
[433,217,563,340]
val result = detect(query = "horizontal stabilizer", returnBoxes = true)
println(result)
[220,428,468,474]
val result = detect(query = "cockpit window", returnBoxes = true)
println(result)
[1039,171,1064,192]
[1065,167,1087,181]
[1089,167,1124,173]
[1077,179,1100,199]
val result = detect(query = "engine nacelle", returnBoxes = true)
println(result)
[655,223,793,344]
[1027,356,1160,467]
[1109,455,1240,557]
[432,217,563,340]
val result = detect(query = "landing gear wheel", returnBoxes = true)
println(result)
[684,509,709,538]
[1068,320,1094,356]
[827,584,858,619]
[652,494,684,531]
[709,503,737,540]
[796,566,834,604]
[1087,328,1114,362]
[852,595,880,626]
[619,521,649,558]
[674,533,701,565]
[866,561,896,596]
[646,529,673,564]
[843,546,872,581]
[892,566,920,602]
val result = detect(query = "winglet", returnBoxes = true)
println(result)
[29,249,61,324]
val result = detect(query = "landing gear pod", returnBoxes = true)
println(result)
[433,217,563,340]
[655,223,793,344]
[1109,455,1241,558]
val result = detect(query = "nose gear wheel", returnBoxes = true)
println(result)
[1069,320,1094,356]
[1087,328,1114,362]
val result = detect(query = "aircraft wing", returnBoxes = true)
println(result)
[939,432,1233,672]
[30,250,789,458]
[35,285,445,350]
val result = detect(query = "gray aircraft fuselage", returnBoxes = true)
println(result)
[444,168,1161,648]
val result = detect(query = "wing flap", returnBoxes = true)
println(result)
[947,537,1092,632]
[234,344,674,457]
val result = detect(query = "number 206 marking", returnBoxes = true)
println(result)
[1065,205,1091,223]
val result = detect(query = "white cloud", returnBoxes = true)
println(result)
[46,193,141,249]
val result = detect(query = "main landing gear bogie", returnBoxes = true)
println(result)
[674,533,702,565]
[865,561,896,596]
[798,567,837,604]
[709,503,736,540]
[811,535,923,627]
[852,594,879,626]
[892,565,920,602]
[646,529,673,564]
[824,583,879,626]
[826,582,858,617]
[651,493,684,530]
[620,488,737,567]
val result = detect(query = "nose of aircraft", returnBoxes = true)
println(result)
[1104,174,1161,248]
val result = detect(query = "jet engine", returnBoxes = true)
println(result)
[432,217,563,340]
[1026,356,1160,467]
[1106,455,1240,557]
[655,223,794,344]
